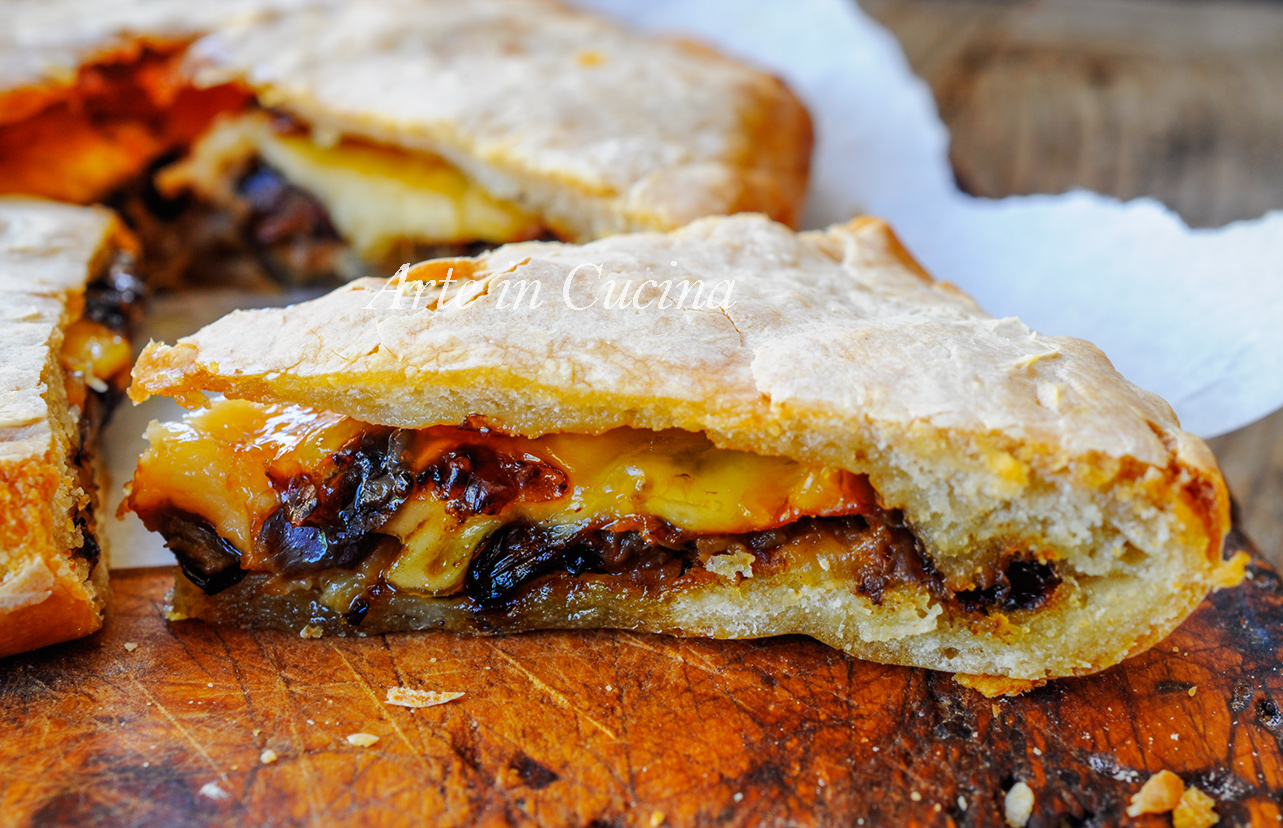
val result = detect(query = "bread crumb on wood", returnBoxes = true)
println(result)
[1172,787,1219,828]
[385,687,465,708]
[260,749,278,764]
[299,624,324,639]
[123,642,138,652]
[648,811,665,827]
[1004,781,1034,828]
[1188,686,1197,697]
[955,673,1046,698]
[345,733,379,747]
[198,782,229,801]
[1127,770,1185,817]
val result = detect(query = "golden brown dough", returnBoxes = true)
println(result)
[129,214,1242,680]
[0,198,133,658]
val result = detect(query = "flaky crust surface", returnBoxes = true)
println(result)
[0,197,121,658]
[132,214,1236,679]
[1,0,812,238]
[185,0,812,238]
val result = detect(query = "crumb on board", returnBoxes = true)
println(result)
[260,749,278,765]
[198,782,229,801]
[910,792,921,802]
[1173,787,1219,828]
[1127,772,1220,827]
[345,733,379,748]
[1188,686,1197,697]
[1004,781,1034,828]
[385,687,465,708]
[648,811,665,827]
[1128,770,1185,817]
[299,625,324,639]
[123,642,138,652]
[954,673,1046,698]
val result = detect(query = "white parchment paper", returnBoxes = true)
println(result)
[105,0,1283,567]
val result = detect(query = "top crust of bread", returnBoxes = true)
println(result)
[0,0,813,238]
[131,214,1231,616]
[0,197,125,657]
[0,198,120,473]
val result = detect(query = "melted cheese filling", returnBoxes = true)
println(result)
[156,112,543,257]
[128,399,877,596]
[61,319,133,409]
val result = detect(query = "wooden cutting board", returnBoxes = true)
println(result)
[1,524,1280,827]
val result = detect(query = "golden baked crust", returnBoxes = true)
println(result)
[130,213,1238,679]
[183,0,812,237]
[1,0,812,238]
[0,197,127,658]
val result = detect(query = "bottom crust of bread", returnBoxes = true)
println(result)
[0,441,112,660]
[0,550,107,659]
[167,541,1230,681]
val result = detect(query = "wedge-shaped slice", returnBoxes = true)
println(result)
[1,0,811,284]
[126,214,1242,682]
[1,198,142,658]
[173,0,813,242]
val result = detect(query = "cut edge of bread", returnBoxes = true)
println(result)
[0,198,128,659]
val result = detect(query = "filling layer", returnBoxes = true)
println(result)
[126,400,1061,623]
[62,250,145,569]
[1,49,545,286]
[156,112,544,261]
[118,112,550,287]
[62,250,144,415]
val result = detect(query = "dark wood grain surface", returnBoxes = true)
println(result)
[1,529,1279,827]
[863,0,1283,569]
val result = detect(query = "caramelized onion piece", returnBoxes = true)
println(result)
[424,444,568,520]
[464,520,691,608]
[955,558,1062,614]
[154,511,247,595]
